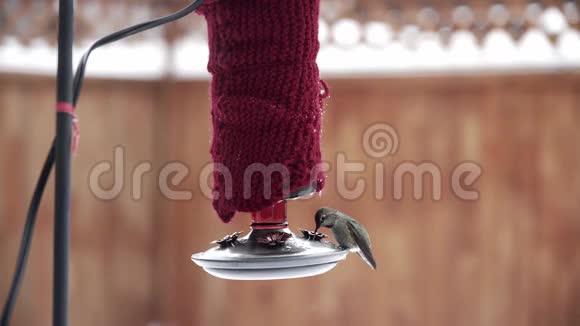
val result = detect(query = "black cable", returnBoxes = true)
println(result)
[0,143,55,326]
[73,0,206,104]
[1,1,205,325]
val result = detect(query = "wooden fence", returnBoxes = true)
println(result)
[1,72,579,326]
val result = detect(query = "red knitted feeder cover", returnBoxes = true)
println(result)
[199,0,327,222]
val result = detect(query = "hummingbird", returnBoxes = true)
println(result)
[315,207,377,270]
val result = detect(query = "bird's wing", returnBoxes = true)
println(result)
[347,221,377,270]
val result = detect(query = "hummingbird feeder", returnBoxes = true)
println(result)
[191,0,348,280]
[192,193,348,281]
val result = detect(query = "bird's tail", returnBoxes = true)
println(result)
[355,250,377,270]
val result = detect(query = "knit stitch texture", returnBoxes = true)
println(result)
[199,0,326,222]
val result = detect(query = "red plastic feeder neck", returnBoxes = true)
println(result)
[251,201,288,230]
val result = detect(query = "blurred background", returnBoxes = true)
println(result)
[1,0,580,325]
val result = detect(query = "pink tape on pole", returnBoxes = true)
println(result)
[56,102,74,114]
[56,102,79,154]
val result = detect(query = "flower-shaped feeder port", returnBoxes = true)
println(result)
[212,231,243,249]
[191,197,348,280]
[256,231,292,246]
[300,229,328,241]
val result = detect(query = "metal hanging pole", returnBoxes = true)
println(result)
[54,0,74,325]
